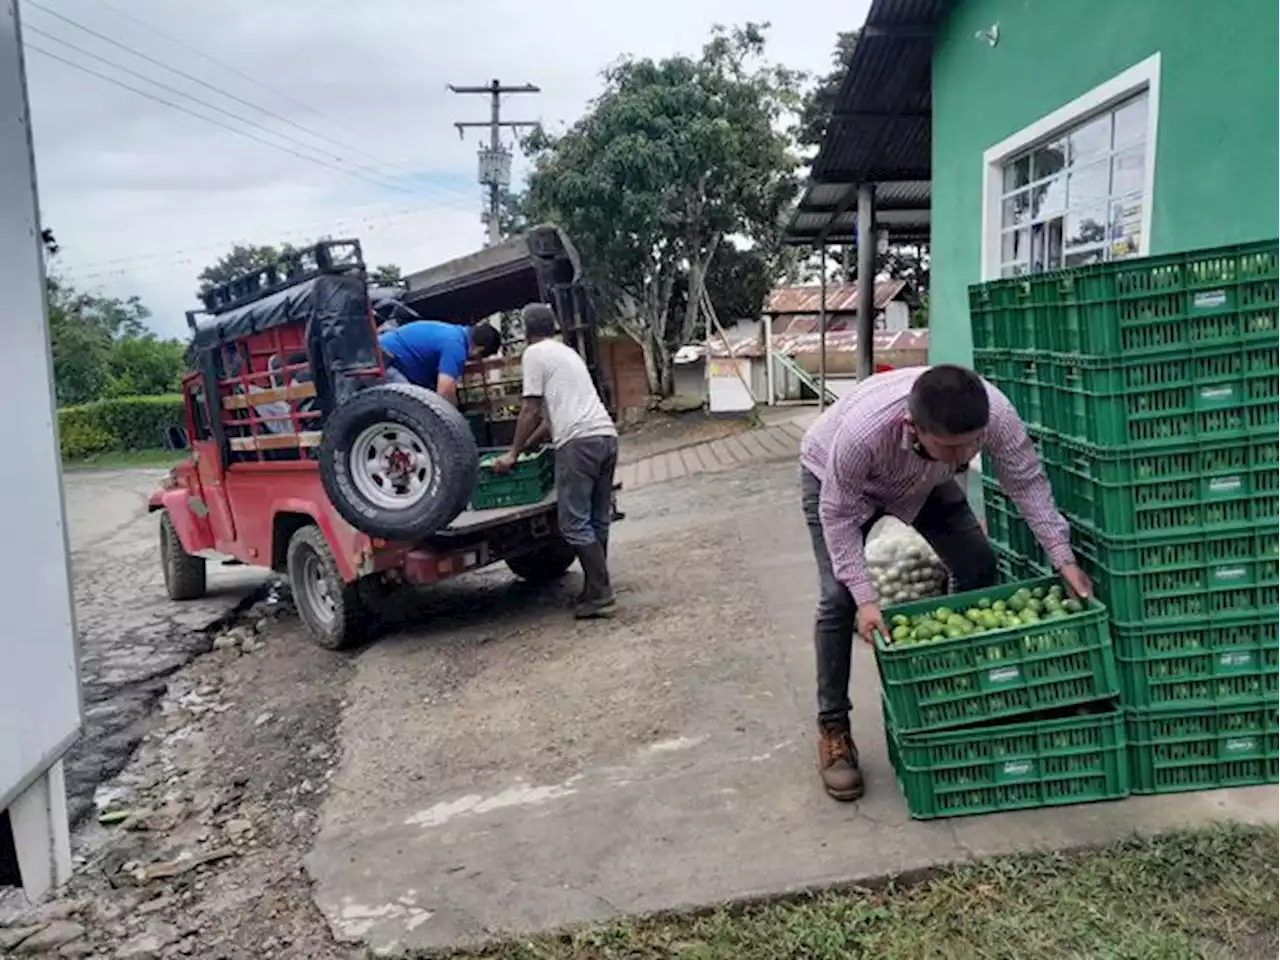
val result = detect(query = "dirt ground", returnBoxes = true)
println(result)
[616,410,749,464]
[0,593,359,959]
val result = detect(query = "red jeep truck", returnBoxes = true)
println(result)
[149,228,614,649]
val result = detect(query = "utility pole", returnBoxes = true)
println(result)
[448,80,540,246]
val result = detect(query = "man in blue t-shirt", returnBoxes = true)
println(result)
[378,320,502,407]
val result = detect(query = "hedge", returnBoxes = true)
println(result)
[58,394,186,460]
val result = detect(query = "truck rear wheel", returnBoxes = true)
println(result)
[506,539,577,583]
[319,383,478,541]
[286,526,369,650]
[160,511,206,601]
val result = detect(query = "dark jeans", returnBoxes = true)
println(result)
[556,435,618,548]
[801,467,997,720]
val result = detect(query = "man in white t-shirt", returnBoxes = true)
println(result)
[494,303,619,617]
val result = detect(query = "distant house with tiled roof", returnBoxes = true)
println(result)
[764,280,914,334]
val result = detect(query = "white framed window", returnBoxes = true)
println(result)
[981,54,1161,281]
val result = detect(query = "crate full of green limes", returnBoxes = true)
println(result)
[874,577,1120,734]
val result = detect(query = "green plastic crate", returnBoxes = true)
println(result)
[884,698,1129,819]
[982,480,1044,562]
[1125,701,1279,794]
[970,282,1038,353]
[1074,524,1279,623]
[1113,615,1278,711]
[874,576,1119,734]
[1041,240,1279,358]
[1043,435,1278,535]
[1038,343,1278,447]
[471,447,554,510]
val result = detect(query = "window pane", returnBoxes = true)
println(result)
[1065,247,1105,268]
[1031,137,1067,180]
[1113,94,1148,148]
[1031,177,1066,219]
[1030,218,1064,272]
[1109,197,1143,259]
[1002,228,1029,262]
[1070,113,1110,164]
[1003,155,1031,192]
[1066,206,1107,249]
[1112,147,1145,196]
[1068,160,1110,208]
[1002,190,1031,227]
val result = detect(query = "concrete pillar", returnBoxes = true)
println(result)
[8,760,72,901]
[856,184,877,379]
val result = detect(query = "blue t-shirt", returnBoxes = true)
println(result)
[379,320,469,390]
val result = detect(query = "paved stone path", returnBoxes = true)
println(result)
[616,421,803,490]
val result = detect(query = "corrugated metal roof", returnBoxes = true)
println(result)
[687,328,929,360]
[766,280,907,314]
[784,0,953,246]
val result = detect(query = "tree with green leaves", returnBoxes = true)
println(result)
[796,30,859,154]
[46,276,182,405]
[519,23,802,394]
[196,243,286,300]
[369,263,405,288]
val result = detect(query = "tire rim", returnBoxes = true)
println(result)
[299,548,337,627]
[349,422,435,510]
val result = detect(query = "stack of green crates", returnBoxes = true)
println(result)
[471,446,555,510]
[971,238,1280,795]
[876,577,1127,820]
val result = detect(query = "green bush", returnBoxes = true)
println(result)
[59,394,185,459]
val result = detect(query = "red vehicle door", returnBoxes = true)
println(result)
[183,374,237,546]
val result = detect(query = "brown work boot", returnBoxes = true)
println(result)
[817,717,864,801]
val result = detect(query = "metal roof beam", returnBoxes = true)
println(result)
[830,109,931,120]
[813,167,932,183]
[798,198,931,214]
[862,23,936,39]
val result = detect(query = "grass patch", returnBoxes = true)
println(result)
[451,825,1278,960]
[63,448,185,471]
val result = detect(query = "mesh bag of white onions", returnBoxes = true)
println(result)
[865,521,951,604]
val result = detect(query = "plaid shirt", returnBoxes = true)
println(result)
[800,367,1074,606]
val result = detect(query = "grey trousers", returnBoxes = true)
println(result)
[801,467,997,720]
[556,435,618,548]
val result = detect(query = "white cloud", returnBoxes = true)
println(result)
[24,0,867,337]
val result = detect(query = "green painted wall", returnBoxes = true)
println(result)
[929,0,1279,365]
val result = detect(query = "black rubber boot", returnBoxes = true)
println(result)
[574,542,616,619]
[576,535,608,604]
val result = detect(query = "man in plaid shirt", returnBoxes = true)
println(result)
[800,365,1091,801]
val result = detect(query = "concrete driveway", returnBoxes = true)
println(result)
[61,468,266,823]
[306,459,1278,955]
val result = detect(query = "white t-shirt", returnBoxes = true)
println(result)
[521,338,617,447]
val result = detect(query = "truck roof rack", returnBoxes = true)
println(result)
[202,239,365,315]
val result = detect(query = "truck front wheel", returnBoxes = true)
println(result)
[506,538,577,583]
[160,511,207,601]
[286,526,369,650]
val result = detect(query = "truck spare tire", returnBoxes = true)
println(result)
[319,383,479,540]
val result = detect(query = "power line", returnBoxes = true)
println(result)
[25,42,455,197]
[23,24,452,199]
[58,204,456,277]
[25,0,476,207]
[84,0,424,177]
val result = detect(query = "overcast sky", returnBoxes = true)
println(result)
[23,0,867,338]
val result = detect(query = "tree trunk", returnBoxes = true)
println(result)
[636,330,674,397]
